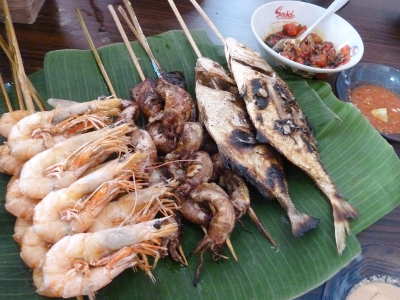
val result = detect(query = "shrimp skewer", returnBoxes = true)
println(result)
[190,183,236,284]
[109,5,194,153]
[88,183,176,232]
[213,153,277,245]
[33,152,149,243]
[19,123,133,199]
[8,98,121,161]
[36,218,178,299]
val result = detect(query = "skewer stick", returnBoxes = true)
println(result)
[2,0,34,111]
[225,238,238,262]
[12,68,24,110]
[76,8,117,97]
[188,0,225,43]
[248,207,277,247]
[26,77,45,111]
[167,0,202,58]
[0,35,12,62]
[108,5,146,82]
[0,74,13,112]
[0,35,24,110]
[118,4,162,76]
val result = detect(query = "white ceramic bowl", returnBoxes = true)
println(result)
[251,1,364,76]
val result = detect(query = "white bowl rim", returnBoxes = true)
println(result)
[250,0,365,74]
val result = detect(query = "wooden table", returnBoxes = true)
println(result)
[1,0,400,298]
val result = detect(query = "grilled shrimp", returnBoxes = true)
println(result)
[166,122,204,180]
[166,122,203,161]
[20,226,51,269]
[5,176,39,221]
[117,101,140,124]
[33,152,148,243]
[180,200,210,225]
[13,218,31,244]
[175,151,214,198]
[0,144,23,175]
[0,110,30,138]
[136,78,194,153]
[36,219,177,298]
[190,183,236,284]
[8,98,121,161]
[132,79,163,122]
[212,153,249,218]
[130,128,158,165]
[89,184,177,231]
[146,121,177,153]
[19,124,133,199]
[191,183,235,255]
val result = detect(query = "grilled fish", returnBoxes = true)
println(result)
[224,38,357,254]
[195,57,319,237]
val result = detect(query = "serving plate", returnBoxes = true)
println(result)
[1,31,400,300]
[336,62,400,142]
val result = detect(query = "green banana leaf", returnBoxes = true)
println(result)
[1,30,399,300]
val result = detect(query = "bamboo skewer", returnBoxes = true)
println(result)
[0,35,24,110]
[2,0,34,111]
[26,78,45,111]
[188,0,225,43]
[108,5,146,82]
[0,74,13,112]
[117,6,162,76]
[167,0,202,58]
[76,8,117,98]
[120,1,162,75]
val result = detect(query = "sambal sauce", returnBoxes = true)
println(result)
[264,22,351,68]
[350,84,400,134]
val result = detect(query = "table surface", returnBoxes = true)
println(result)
[1,0,400,299]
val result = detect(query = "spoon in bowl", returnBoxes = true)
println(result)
[272,0,350,52]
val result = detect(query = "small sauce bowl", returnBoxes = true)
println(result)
[336,63,400,142]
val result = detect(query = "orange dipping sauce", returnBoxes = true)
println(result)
[350,84,400,134]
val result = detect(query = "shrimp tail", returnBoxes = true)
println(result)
[332,199,358,254]
[247,207,277,247]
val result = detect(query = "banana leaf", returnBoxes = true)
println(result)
[0,30,399,300]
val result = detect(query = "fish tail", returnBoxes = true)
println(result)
[288,208,320,238]
[332,198,358,254]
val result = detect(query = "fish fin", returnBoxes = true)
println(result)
[288,210,320,238]
[332,200,358,254]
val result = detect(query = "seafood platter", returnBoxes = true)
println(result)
[0,0,399,299]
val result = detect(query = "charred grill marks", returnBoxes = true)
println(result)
[231,57,274,78]
[266,165,287,193]
[274,119,299,135]
[229,129,256,148]
[250,79,269,109]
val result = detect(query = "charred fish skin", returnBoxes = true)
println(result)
[195,57,318,237]
[224,38,357,253]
